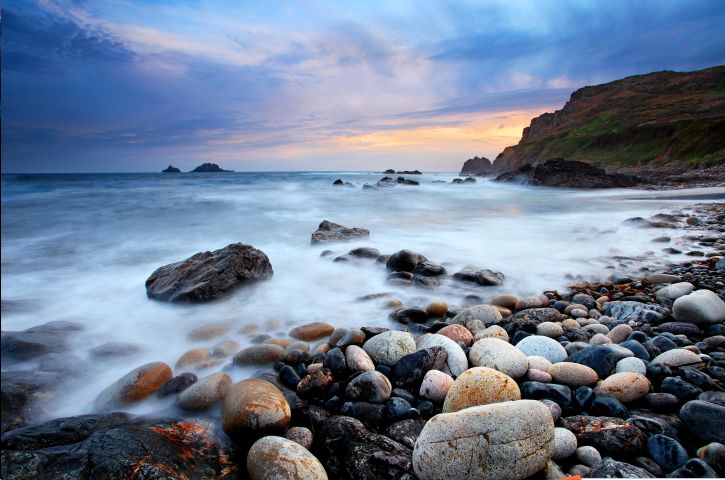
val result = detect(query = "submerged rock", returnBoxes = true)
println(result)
[95,362,173,410]
[145,243,273,302]
[311,220,369,244]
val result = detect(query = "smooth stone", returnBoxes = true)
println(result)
[286,341,310,353]
[646,273,682,284]
[95,362,172,410]
[345,345,375,372]
[591,396,629,419]
[655,282,695,301]
[516,335,567,363]
[362,331,416,367]
[536,322,564,338]
[553,427,578,460]
[679,400,725,444]
[560,415,646,455]
[699,391,725,406]
[673,289,725,324]
[520,381,572,408]
[491,294,518,310]
[528,355,553,372]
[644,392,680,411]
[468,338,528,378]
[566,345,617,378]
[157,372,197,397]
[668,458,718,478]
[289,322,334,341]
[616,357,647,375]
[442,367,520,413]
[575,445,601,467]
[211,340,241,358]
[177,372,231,410]
[661,376,702,400]
[548,362,598,387]
[419,370,454,403]
[322,347,347,377]
[652,348,703,366]
[412,400,555,480]
[393,347,448,387]
[233,344,287,365]
[607,324,633,344]
[247,435,327,479]
[541,399,562,423]
[647,434,689,472]
[89,341,142,359]
[437,324,473,346]
[527,369,552,382]
[285,426,314,449]
[346,371,392,403]
[416,334,468,377]
[425,300,448,316]
[278,365,301,389]
[573,386,595,410]
[584,323,609,335]
[263,338,293,348]
[589,458,655,478]
[475,325,509,342]
[620,340,650,361]
[175,348,212,369]
[515,295,549,311]
[221,379,291,439]
[188,323,229,341]
[595,372,651,403]
[452,305,502,325]
[697,442,725,474]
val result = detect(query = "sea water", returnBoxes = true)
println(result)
[1,172,722,418]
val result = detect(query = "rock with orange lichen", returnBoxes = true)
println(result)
[0,415,238,479]
[221,379,291,440]
[289,322,335,341]
[94,362,173,410]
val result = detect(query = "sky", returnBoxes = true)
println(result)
[2,0,725,173]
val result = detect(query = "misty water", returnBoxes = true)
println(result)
[1,172,723,420]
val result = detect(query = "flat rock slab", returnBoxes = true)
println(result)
[146,243,273,302]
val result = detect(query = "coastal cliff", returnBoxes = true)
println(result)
[484,66,725,177]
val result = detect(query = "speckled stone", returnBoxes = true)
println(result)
[469,338,528,378]
[652,348,703,367]
[553,427,578,460]
[548,363,598,387]
[516,335,567,363]
[285,426,314,449]
[419,369,454,403]
[590,333,612,345]
[607,324,633,344]
[416,333,468,377]
[474,325,509,342]
[655,282,695,301]
[537,322,564,338]
[442,367,520,413]
[528,356,553,372]
[673,290,725,325]
[413,400,555,480]
[363,331,416,367]
[515,295,550,311]
[247,436,328,480]
[177,372,231,410]
[452,305,502,325]
[595,372,651,403]
[345,345,375,372]
[221,379,291,439]
[526,369,552,382]
[233,344,287,365]
[616,357,647,375]
[575,446,601,467]
[437,324,474,346]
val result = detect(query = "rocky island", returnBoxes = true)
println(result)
[162,165,181,173]
[190,163,233,173]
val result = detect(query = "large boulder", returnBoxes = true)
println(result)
[0,415,237,480]
[460,156,494,176]
[494,159,639,188]
[145,243,273,302]
[311,220,369,244]
[247,436,328,480]
[673,290,725,324]
[413,400,555,480]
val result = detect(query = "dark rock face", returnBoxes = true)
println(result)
[495,159,640,188]
[561,415,646,455]
[452,267,504,286]
[565,345,618,378]
[318,415,413,480]
[1,371,59,433]
[679,400,725,444]
[0,415,237,480]
[190,163,232,172]
[162,165,181,173]
[311,220,370,244]
[588,458,655,478]
[377,176,419,187]
[460,156,494,175]
[385,419,427,449]
[393,347,448,388]
[145,243,273,302]
[386,250,424,273]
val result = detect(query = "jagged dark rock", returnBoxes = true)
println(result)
[495,158,640,188]
[460,156,494,175]
[189,163,232,173]
[162,165,181,173]
[311,220,370,244]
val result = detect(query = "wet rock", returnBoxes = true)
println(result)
[221,379,290,439]
[146,243,272,302]
[469,338,528,378]
[673,289,725,324]
[418,370,453,403]
[346,345,375,372]
[385,419,427,449]
[501,308,564,337]
[425,300,448,316]
[595,372,651,403]
[247,435,327,480]
[679,400,725,444]
[393,347,447,387]
[211,340,240,358]
[646,434,689,472]
[516,335,567,363]
[296,368,334,398]
[323,347,347,377]
[697,442,725,475]
[391,308,429,324]
[311,220,369,244]
[661,376,702,400]
[158,372,198,397]
[0,416,237,479]
[386,249,424,272]
[95,362,172,410]
[278,365,302,389]
[669,458,718,478]
[566,345,617,378]
[349,247,381,259]
[331,328,366,347]
[656,322,701,336]
[175,348,212,369]
[520,381,572,408]
[548,362,599,387]
[452,267,504,286]
[442,367,520,413]
[452,304,502,325]
[416,334,468,377]
[346,371,392,403]
[290,322,334,341]
[362,331,416,367]
[285,426,314,449]
[188,323,230,341]
[644,392,679,411]
[588,458,654,478]
[233,344,286,365]
[554,427,578,460]
[591,396,629,419]
[177,372,231,410]
[89,341,142,359]
[412,400,554,480]
[560,415,646,455]
[319,415,412,480]
[1,329,69,362]
[646,273,682,284]
[655,282,695,301]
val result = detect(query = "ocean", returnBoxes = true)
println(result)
[1,172,722,419]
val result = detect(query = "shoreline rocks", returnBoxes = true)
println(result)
[311,220,370,244]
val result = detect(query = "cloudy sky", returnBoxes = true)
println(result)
[3,0,724,172]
